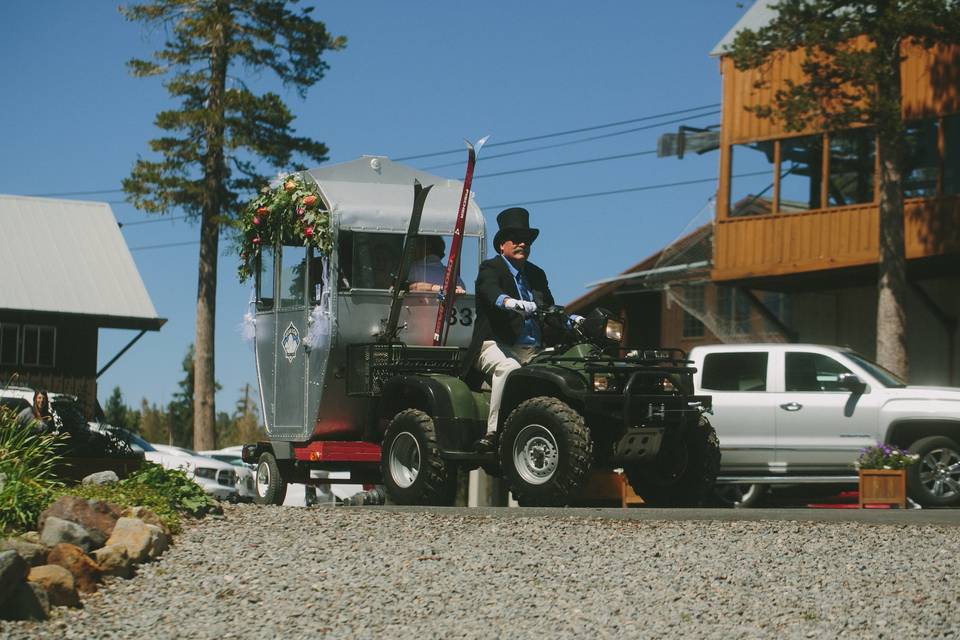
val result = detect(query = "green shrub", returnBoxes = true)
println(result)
[0,407,67,533]
[62,462,220,534]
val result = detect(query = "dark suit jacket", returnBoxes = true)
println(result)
[463,255,555,373]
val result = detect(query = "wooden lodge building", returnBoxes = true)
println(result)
[570,0,960,385]
[0,195,165,416]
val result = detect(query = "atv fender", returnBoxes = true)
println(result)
[379,374,487,451]
[499,365,588,429]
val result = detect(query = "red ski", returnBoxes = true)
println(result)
[433,136,488,346]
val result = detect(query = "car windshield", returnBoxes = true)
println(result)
[844,351,907,388]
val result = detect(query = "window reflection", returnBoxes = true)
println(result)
[828,128,875,206]
[903,119,939,198]
[944,114,960,196]
[256,248,274,312]
[279,246,306,309]
[730,141,776,217]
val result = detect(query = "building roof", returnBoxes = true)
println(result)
[710,0,778,57]
[0,195,164,330]
[565,223,713,313]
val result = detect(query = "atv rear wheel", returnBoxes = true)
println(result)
[626,416,720,507]
[499,396,592,506]
[381,409,457,506]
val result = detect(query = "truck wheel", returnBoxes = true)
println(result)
[626,417,720,507]
[907,436,960,507]
[499,396,592,507]
[254,451,287,505]
[381,409,457,506]
[712,483,767,508]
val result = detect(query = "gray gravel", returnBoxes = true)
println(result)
[3,504,959,639]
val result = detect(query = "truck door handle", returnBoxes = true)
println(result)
[779,402,802,412]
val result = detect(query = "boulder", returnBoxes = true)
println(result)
[38,496,121,547]
[18,531,41,545]
[104,517,170,563]
[47,544,102,593]
[0,538,47,567]
[0,582,50,620]
[26,564,79,608]
[39,516,97,553]
[0,550,28,605]
[82,470,119,485]
[122,506,171,537]
[92,544,133,579]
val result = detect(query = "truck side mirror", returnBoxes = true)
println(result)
[839,373,867,394]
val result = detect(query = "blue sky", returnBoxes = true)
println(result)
[0,1,747,414]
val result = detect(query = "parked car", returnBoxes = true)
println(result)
[688,343,960,508]
[193,446,256,502]
[88,424,238,501]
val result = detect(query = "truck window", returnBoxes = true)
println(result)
[279,245,306,309]
[701,352,768,391]
[785,352,852,392]
[256,248,275,312]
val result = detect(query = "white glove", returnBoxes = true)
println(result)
[504,298,537,317]
[569,314,585,328]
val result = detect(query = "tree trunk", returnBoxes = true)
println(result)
[194,6,230,451]
[874,34,909,380]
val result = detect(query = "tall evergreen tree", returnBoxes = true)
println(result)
[121,0,345,449]
[103,386,140,433]
[727,0,960,378]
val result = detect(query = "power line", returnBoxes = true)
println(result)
[120,214,190,227]
[393,103,721,161]
[129,240,199,252]
[421,110,719,170]
[25,188,125,197]
[475,150,656,180]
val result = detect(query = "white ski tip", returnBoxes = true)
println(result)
[464,135,490,155]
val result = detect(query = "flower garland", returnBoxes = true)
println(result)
[236,172,332,282]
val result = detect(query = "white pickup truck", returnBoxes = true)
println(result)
[688,343,960,507]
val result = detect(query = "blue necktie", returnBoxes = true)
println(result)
[516,272,531,302]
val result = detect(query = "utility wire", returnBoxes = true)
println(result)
[393,103,721,161]
[475,150,656,180]
[421,110,719,170]
[26,188,125,197]
[129,240,199,252]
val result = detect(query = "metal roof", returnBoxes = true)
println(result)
[307,156,486,237]
[710,0,779,57]
[0,195,164,330]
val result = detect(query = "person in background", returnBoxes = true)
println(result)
[17,389,55,433]
[408,235,466,294]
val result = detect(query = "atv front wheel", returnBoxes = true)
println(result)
[626,416,720,507]
[381,409,457,506]
[499,396,592,506]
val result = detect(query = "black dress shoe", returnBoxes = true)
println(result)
[474,433,499,454]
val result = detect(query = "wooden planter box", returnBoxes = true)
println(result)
[858,469,907,509]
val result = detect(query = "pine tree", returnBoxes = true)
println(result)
[121,0,345,450]
[103,386,140,433]
[726,0,960,378]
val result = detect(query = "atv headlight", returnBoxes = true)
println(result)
[605,319,623,343]
[592,373,618,393]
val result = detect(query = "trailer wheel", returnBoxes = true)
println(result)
[381,409,457,506]
[499,396,593,507]
[254,451,287,505]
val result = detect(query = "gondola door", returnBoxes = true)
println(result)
[271,243,309,437]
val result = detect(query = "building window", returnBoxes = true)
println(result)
[944,114,960,196]
[828,128,875,206]
[681,285,705,338]
[0,324,18,366]
[903,119,940,198]
[729,141,776,217]
[22,325,55,367]
[716,287,752,335]
[761,292,792,334]
[779,134,823,211]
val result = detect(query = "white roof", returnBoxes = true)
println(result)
[307,156,486,237]
[0,195,163,330]
[710,0,779,57]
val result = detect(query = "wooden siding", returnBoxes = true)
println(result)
[713,197,960,281]
[721,42,960,146]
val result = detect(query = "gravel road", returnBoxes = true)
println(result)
[3,504,959,639]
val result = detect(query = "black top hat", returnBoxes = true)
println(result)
[493,207,540,252]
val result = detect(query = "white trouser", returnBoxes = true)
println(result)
[476,340,538,433]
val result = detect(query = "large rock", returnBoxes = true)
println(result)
[104,517,170,563]
[39,516,96,553]
[47,543,102,593]
[0,582,49,621]
[26,564,79,608]
[38,496,120,547]
[0,550,28,605]
[92,544,133,579]
[122,506,171,537]
[82,470,119,485]
[18,531,41,545]
[0,538,47,566]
